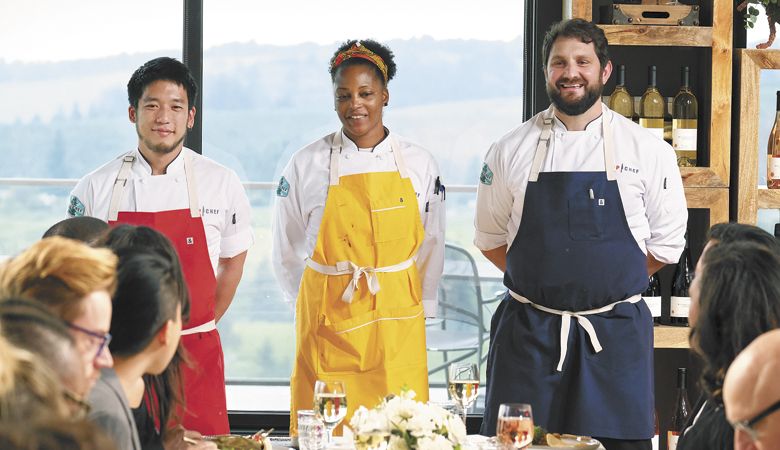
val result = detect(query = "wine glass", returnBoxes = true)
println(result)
[447,362,480,424]
[313,380,347,444]
[496,403,534,450]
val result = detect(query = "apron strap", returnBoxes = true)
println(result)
[108,155,135,221]
[305,256,416,303]
[329,132,342,186]
[529,107,616,182]
[389,136,410,179]
[183,150,201,218]
[107,150,201,220]
[508,290,642,372]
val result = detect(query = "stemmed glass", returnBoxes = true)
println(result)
[496,403,534,450]
[447,362,480,424]
[313,380,347,444]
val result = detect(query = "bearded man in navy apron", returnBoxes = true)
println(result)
[475,19,687,450]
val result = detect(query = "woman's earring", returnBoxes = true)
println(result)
[384,102,388,106]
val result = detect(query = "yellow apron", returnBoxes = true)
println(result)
[289,131,429,436]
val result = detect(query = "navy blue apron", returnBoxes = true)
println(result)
[480,109,654,440]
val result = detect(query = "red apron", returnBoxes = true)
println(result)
[107,151,229,435]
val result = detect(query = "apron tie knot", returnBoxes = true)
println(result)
[336,261,381,303]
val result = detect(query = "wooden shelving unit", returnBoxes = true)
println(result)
[736,50,780,224]
[572,0,732,225]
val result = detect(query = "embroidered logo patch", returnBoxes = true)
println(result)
[186,237,194,245]
[480,163,494,185]
[67,195,85,217]
[276,176,290,197]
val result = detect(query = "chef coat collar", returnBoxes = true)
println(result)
[548,104,612,134]
[131,147,188,177]
[339,130,392,154]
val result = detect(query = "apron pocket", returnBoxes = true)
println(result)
[568,197,604,241]
[318,305,425,373]
[370,197,413,243]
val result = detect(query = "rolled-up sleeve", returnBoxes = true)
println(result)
[474,144,514,251]
[416,159,445,318]
[644,144,688,264]
[271,159,308,305]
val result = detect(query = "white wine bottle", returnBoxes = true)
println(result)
[609,64,634,119]
[639,65,665,140]
[672,66,698,167]
[767,91,780,189]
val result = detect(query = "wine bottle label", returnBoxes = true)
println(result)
[667,432,680,450]
[673,128,697,151]
[652,434,659,450]
[768,156,780,181]
[644,296,662,318]
[670,296,691,318]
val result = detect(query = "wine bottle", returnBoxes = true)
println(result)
[670,239,692,326]
[639,65,665,140]
[672,66,698,167]
[767,91,780,189]
[667,368,691,450]
[609,65,634,119]
[643,273,662,325]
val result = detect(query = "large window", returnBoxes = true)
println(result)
[0,1,182,255]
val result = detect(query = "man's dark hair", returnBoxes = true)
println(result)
[541,18,609,70]
[127,57,198,109]
[42,217,108,245]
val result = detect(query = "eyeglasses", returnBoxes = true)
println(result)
[731,399,780,441]
[67,322,112,360]
[62,387,91,418]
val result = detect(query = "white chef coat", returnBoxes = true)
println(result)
[475,104,687,265]
[272,131,445,317]
[68,147,254,273]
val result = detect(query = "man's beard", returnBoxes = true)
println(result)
[137,127,187,155]
[546,78,603,116]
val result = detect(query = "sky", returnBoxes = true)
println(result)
[0,0,524,63]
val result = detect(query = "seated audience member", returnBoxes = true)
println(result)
[0,331,70,421]
[706,222,780,251]
[0,298,90,417]
[723,329,780,450]
[42,216,109,245]
[0,237,117,394]
[100,225,214,450]
[677,239,780,450]
[0,417,118,450]
[90,247,213,450]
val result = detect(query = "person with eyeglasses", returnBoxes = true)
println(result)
[0,237,117,395]
[675,233,780,450]
[723,328,780,450]
[0,297,93,419]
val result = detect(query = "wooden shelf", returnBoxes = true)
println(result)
[736,50,780,224]
[598,25,712,47]
[654,325,690,349]
[680,167,728,188]
[757,187,780,209]
[685,187,729,223]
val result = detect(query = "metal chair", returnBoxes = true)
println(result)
[426,242,501,377]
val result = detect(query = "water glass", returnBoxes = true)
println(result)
[298,409,325,450]
[496,403,534,449]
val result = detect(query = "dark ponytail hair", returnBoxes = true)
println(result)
[99,225,190,437]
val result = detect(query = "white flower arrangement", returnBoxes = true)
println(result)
[350,390,468,450]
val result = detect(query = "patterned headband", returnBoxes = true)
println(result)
[331,42,388,83]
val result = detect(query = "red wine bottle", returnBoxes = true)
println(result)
[670,241,692,326]
[667,368,691,450]
[643,273,662,325]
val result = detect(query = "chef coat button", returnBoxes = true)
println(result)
[345,154,351,159]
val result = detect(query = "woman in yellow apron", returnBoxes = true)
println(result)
[272,39,446,436]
